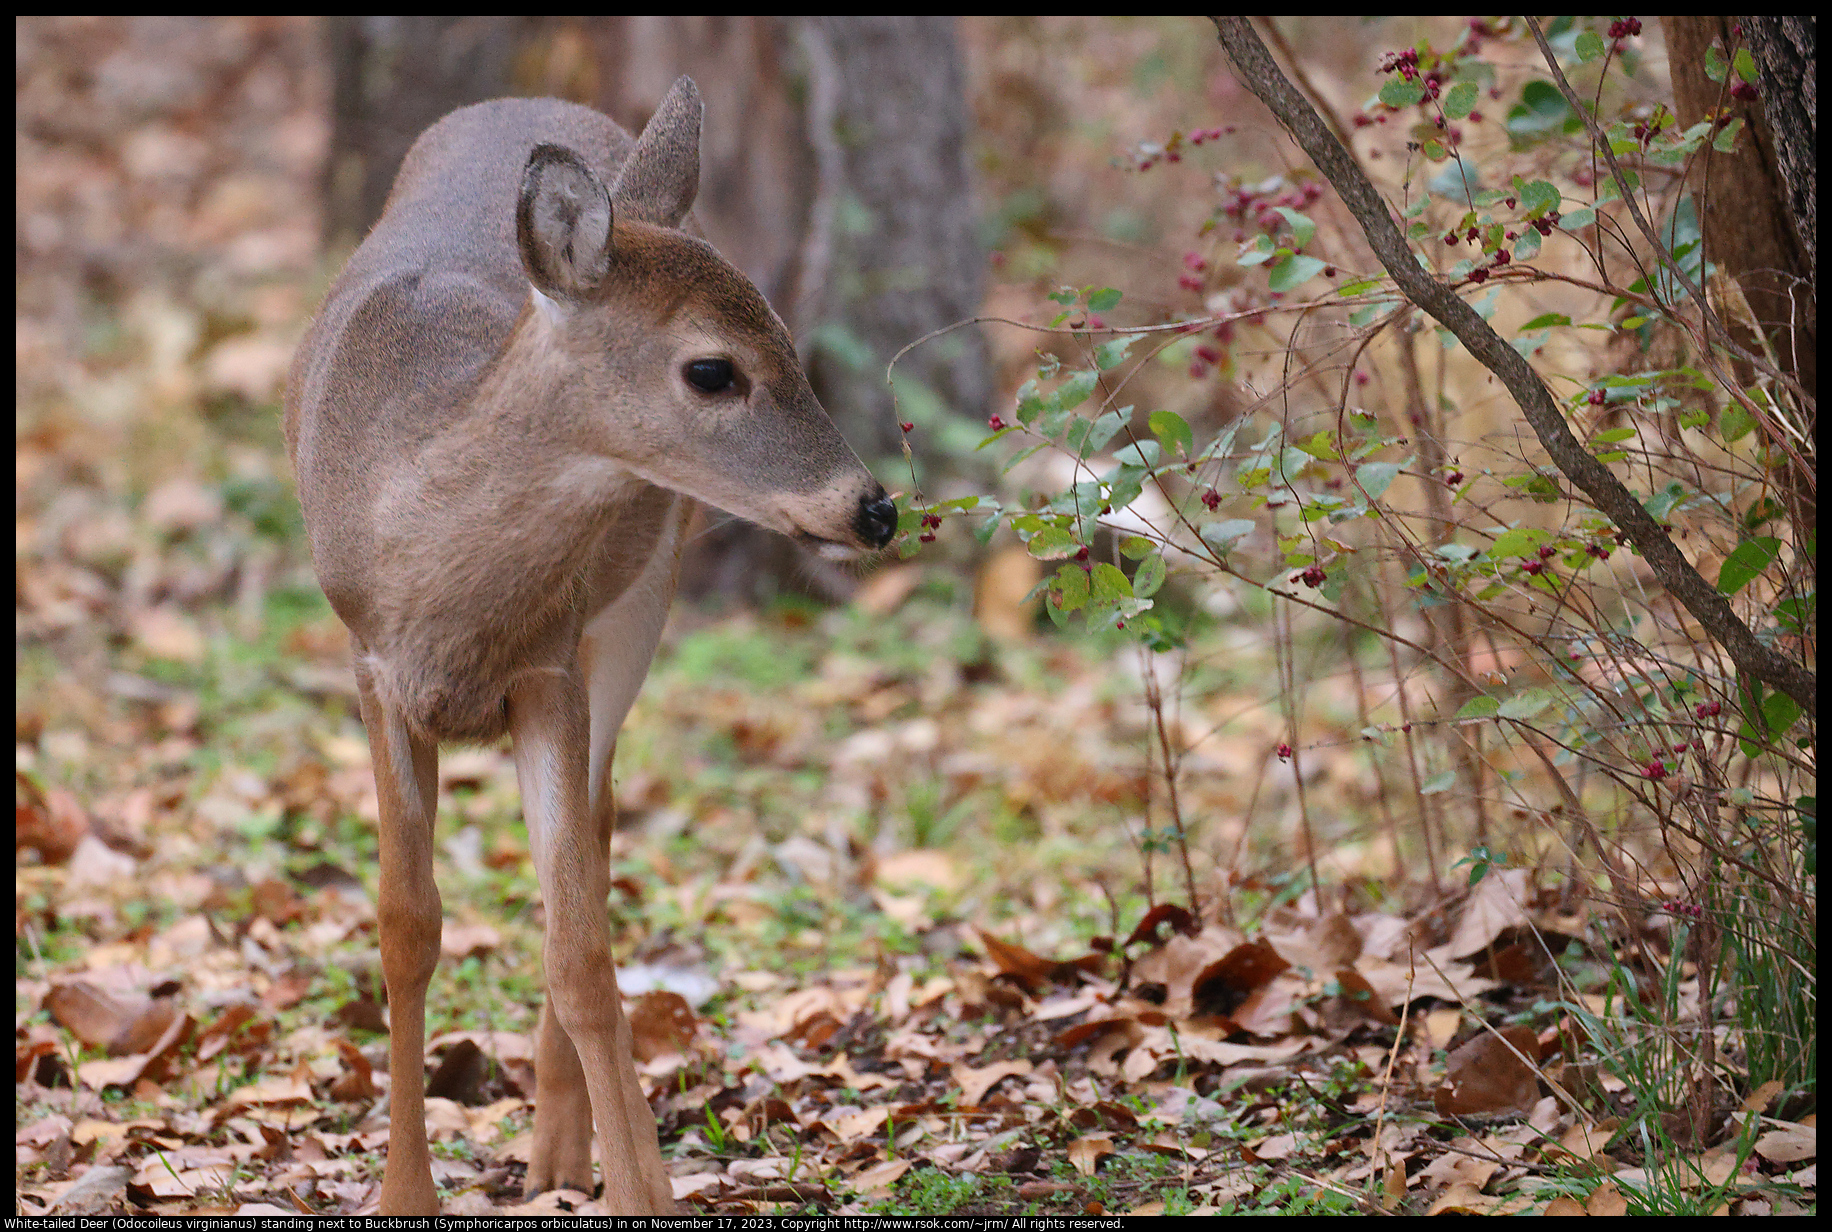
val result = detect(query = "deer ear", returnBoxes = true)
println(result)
[517,143,613,305]
[611,75,701,228]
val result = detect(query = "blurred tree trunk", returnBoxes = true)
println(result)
[1661,17,1815,399]
[322,16,988,606]
[323,16,531,250]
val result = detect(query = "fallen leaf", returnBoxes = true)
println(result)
[1586,1180,1628,1216]
[954,1058,1032,1106]
[1755,1123,1816,1164]
[628,990,697,1061]
[1444,868,1533,959]
[1434,1025,1541,1116]
[1067,1134,1115,1176]
[439,920,501,960]
[851,1158,909,1194]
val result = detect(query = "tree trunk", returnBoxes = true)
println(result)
[323,16,989,606]
[1661,17,1815,401]
[1741,17,1816,277]
[323,16,530,249]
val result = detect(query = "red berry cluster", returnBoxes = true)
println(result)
[1378,48,1422,79]
[1200,488,1222,511]
[1520,557,1544,576]
[1276,742,1293,761]
[1177,250,1209,293]
[1217,179,1324,244]
[1606,18,1642,40]
[1661,899,1705,919]
[1134,125,1233,173]
[1642,760,1668,780]
[1694,700,1722,719]
[987,413,1006,431]
[1298,565,1327,588]
[1730,79,1759,102]
[917,512,942,544]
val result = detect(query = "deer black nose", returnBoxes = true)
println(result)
[855,490,897,549]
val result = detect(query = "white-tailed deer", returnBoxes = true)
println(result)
[285,80,895,1215]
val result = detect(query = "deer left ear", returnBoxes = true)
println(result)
[517,143,613,307]
[612,75,701,228]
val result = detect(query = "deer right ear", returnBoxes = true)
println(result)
[611,75,702,228]
[517,143,613,307]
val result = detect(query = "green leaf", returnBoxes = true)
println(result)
[1511,229,1543,261]
[1026,526,1081,560]
[1336,277,1382,296]
[1056,370,1099,413]
[1379,78,1425,108]
[1354,460,1402,501]
[1148,410,1194,458]
[1087,286,1123,313]
[1112,439,1161,468]
[1349,299,1400,327]
[1738,689,1802,759]
[1575,29,1605,62]
[1199,519,1256,551]
[1420,771,1456,794]
[1733,47,1756,84]
[1105,466,1146,513]
[1428,158,1480,199]
[1443,80,1478,119]
[1052,563,1089,613]
[1712,116,1744,153]
[1520,312,1571,331]
[1131,553,1167,598]
[1719,403,1756,443]
[1001,441,1048,474]
[1519,179,1561,215]
[1506,80,1574,139]
[1273,206,1316,250]
[1296,430,1339,461]
[1705,43,1728,83]
[1237,233,1276,267]
[1090,561,1133,603]
[1268,253,1327,293]
[1716,537,1782,594]
[1013,379,1045,426]
[1487,527,1545,559]
[1457,695,1500,719]
[1079,406,1131,456]
[1498,688,1553,720]
[1094,335,1136,371]
[1775,592,1814,632]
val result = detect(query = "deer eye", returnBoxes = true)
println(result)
[684,358,736,394]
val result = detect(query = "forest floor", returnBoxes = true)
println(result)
[16,17,1814,1218]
